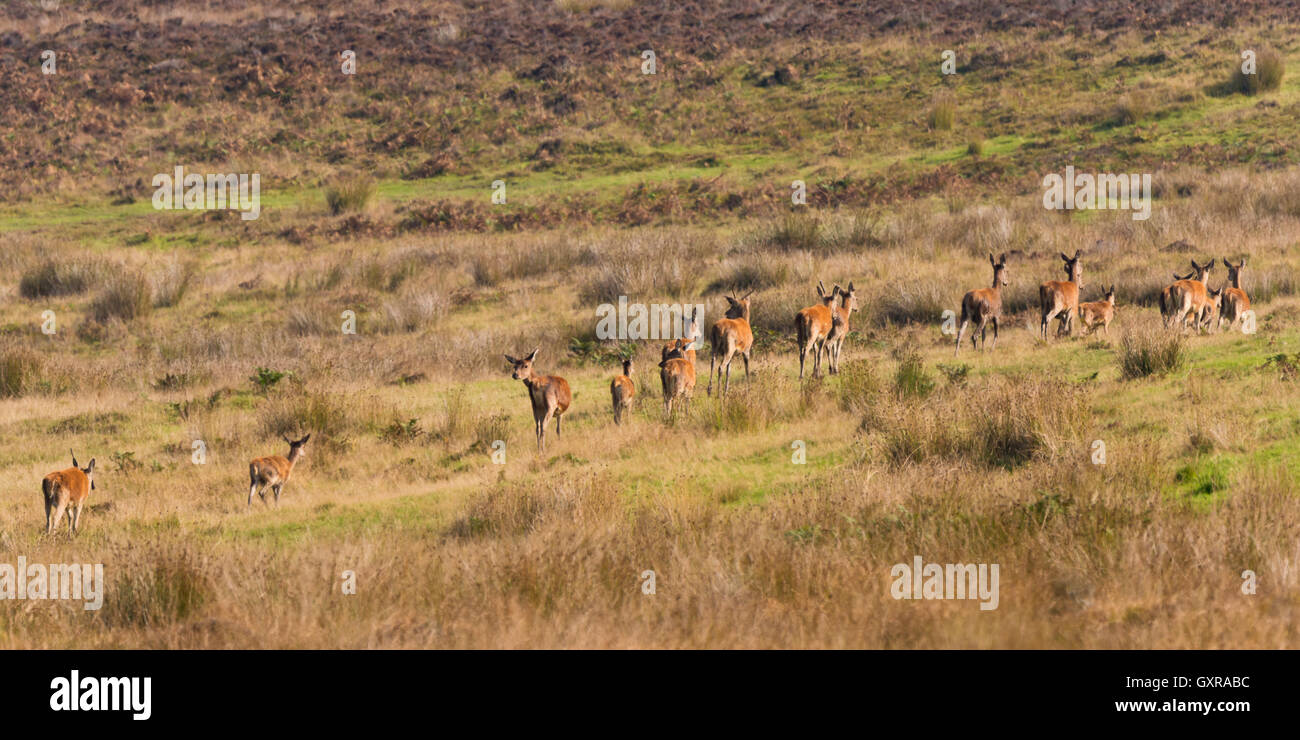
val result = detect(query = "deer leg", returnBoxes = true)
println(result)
[555,411,562,439]
[707,353,716,396]
[272,483,282,508]
[742,351,751,382]
[248,482,258,509]
[540,409,555,452]
[72,502,83,533]
[44,495,53,535]
[991,316,999,350]
[955,320,968,356]
[52,499,68,537]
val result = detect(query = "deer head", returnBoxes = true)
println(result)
[504,348,540,381]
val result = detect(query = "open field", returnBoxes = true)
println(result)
[2,1,1300,648]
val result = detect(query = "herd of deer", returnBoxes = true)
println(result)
[506,251,1252,455]
[955,251,1250,354]
[36,253,1249,535]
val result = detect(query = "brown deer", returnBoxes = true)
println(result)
[1077,285,1116,336]
[955,253,1008,355]
[1163,259,1214,332]
[610,358,635,425]
[794,281,836,380]
[1199,286,1223,332]
[659,338,697,418]
[248,433,310,509]
[663,305,702,366]
[825,282,857,374]
[1159,269,1195,321]
[1218,257,1252,333]
[1039,250,1083,340]
[707,292,753,397]
[505,348,572,453]
[43,449,95,535]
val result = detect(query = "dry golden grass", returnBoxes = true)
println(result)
[2,163,1300,647]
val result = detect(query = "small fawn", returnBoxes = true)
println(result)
[1039,250,1083,340]
[825,281,857,374]
[1077,285,1116,336]
[43,449,95,535]
[505,348,572,453]
[794,281,836,380]
[659,338,697,418]
[248,433,310,509]
[707,292,753,397]
[663,305,702,365]
[955,253,1008,355]
[1163,258,1214,332]
[1218,257,1251,333]
[610,358,635,425]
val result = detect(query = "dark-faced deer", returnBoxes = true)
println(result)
[1164,259,1213,332]
[659,338,697,418]
[825,281,857,374]
[505,348,572,453]
[610,358,634,425]
[794,281,836,380]
[707,292,753,397]
[43,449,95,535]
[1039,250,1083,340]
[1218,257,1251,333]
[1078,285,1116,336]
[249,433,310,509]
[956,253,1008,355]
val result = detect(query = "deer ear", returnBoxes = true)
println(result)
[86,459,95,473]
[988,253,995,267]
[999,252,1007,265]
[847,281,855,292]
[504,354,517,365]
[527,347,539,361]
[1239,257,1246,267]
[1073,249,1081,259]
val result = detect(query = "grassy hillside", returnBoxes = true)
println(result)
[1,1,1299,648]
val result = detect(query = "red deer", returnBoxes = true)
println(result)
[659,338,697,418]
[43,449,95,535]
[1159,269,1194,320]
[1163,259,1214,332]
[825,282,857,374]
[505,348,572,452]
[707,292,753,397]
[248,433,310,509]
[1039,250,1083,340]
[794,281,836,380]
[1199,286,1223,332]
[610,358,635,425]
[955,253,1008,355]
[663,305,702,366]
[1077,285,1116,336]
[1218,257,1251,333]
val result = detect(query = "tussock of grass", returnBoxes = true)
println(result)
[325,175,377,215]
[1119,320,1186,379]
